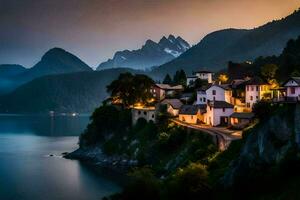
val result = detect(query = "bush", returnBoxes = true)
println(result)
[165,163,212,200]
[79,105,131,147]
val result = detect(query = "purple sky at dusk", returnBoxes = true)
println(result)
[0,0,300,68]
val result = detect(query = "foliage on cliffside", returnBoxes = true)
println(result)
[79,103,300,200]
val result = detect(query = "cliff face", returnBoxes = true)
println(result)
[223,104,300,188]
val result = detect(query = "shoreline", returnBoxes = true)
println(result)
[64,146,138,186]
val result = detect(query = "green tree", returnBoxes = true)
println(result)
[173,69,187,86]
[107,73,154,107]
[261,64,278,81]
[163,74,172,84]
[122,167,161,200]
[165,163,212,200]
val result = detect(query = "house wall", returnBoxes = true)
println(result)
[286,86,300,97]
[187,77,197,86]
[206,85,225,102]
[167,105,179,116]
[195,73,213,83]
[196,91,207,104]
[204,106,233,126]
[151,86,165,101]
[245,84,270,109]
[132,109,156,125]
[179,112,200,124]
[230,118,251,125]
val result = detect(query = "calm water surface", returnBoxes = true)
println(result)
[0,115,120,200]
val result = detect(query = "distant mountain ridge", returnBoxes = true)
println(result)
[0,48,92,95]
[97,34,190,70]
[152,9,300,78]
[0,68,141,113]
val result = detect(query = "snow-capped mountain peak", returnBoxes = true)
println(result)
[97,35,190,70]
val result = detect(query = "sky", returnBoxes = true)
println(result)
[0,0,300,69]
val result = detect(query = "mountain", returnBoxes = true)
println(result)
[0,48,93,95]
[152,9,300,78]
[97,35,190,70]
[0,68,140,113]
[0,64,27,94]
[19,47,93,81]
[0,64,27,78]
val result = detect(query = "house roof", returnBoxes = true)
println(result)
[155,84,183,90]
[180,93,193,99]
[208,101,234,108]
[179,105,199,115]
[161,99,183,109]
[230,79,248,88]
[207,84,231,91]
[187,75,198,78]
[194,70,213,74]
[245,77,268,85]
[283,77,300,86]
[230,112,255,119]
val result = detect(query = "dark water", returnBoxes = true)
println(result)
[0,114,120,200]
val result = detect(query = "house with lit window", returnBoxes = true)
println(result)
[229,112,255,129]
[204,101,234,126]
[205,84,232,103]
[283,77,300,101]
[151,84,183,101]
[245,77,271,109]
[178,105,203,124]
[132,106,156,125]
[161,99,183,116]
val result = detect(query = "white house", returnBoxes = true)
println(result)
[186,70,214,86]
[196,89,207,105]
[132,106,156,125]
[161,99,183,116]
[245,77,271,109]
[186,76,198,86]
[178,105,201,124]
[283,77,300,101]
[206,84,232,103]
[194,71,213,83]
[204,101,234,126]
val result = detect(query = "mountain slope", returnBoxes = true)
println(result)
[0,68,140,113]
[0,64,27,78]
[19,47,93,81]
[0,64,27,94]
[0,48,93,95]
[97,35,190,70]
[152,9,300,78]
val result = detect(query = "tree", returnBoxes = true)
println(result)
[173,69,187,86]
[218,73,229,84]
[106,73,154,107]
[163,74,172,84]
[261,64,278,82]
[165,163,212,199]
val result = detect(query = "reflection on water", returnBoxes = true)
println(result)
[0,115,120,200]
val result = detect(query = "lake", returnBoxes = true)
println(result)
[0,114,121,200]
